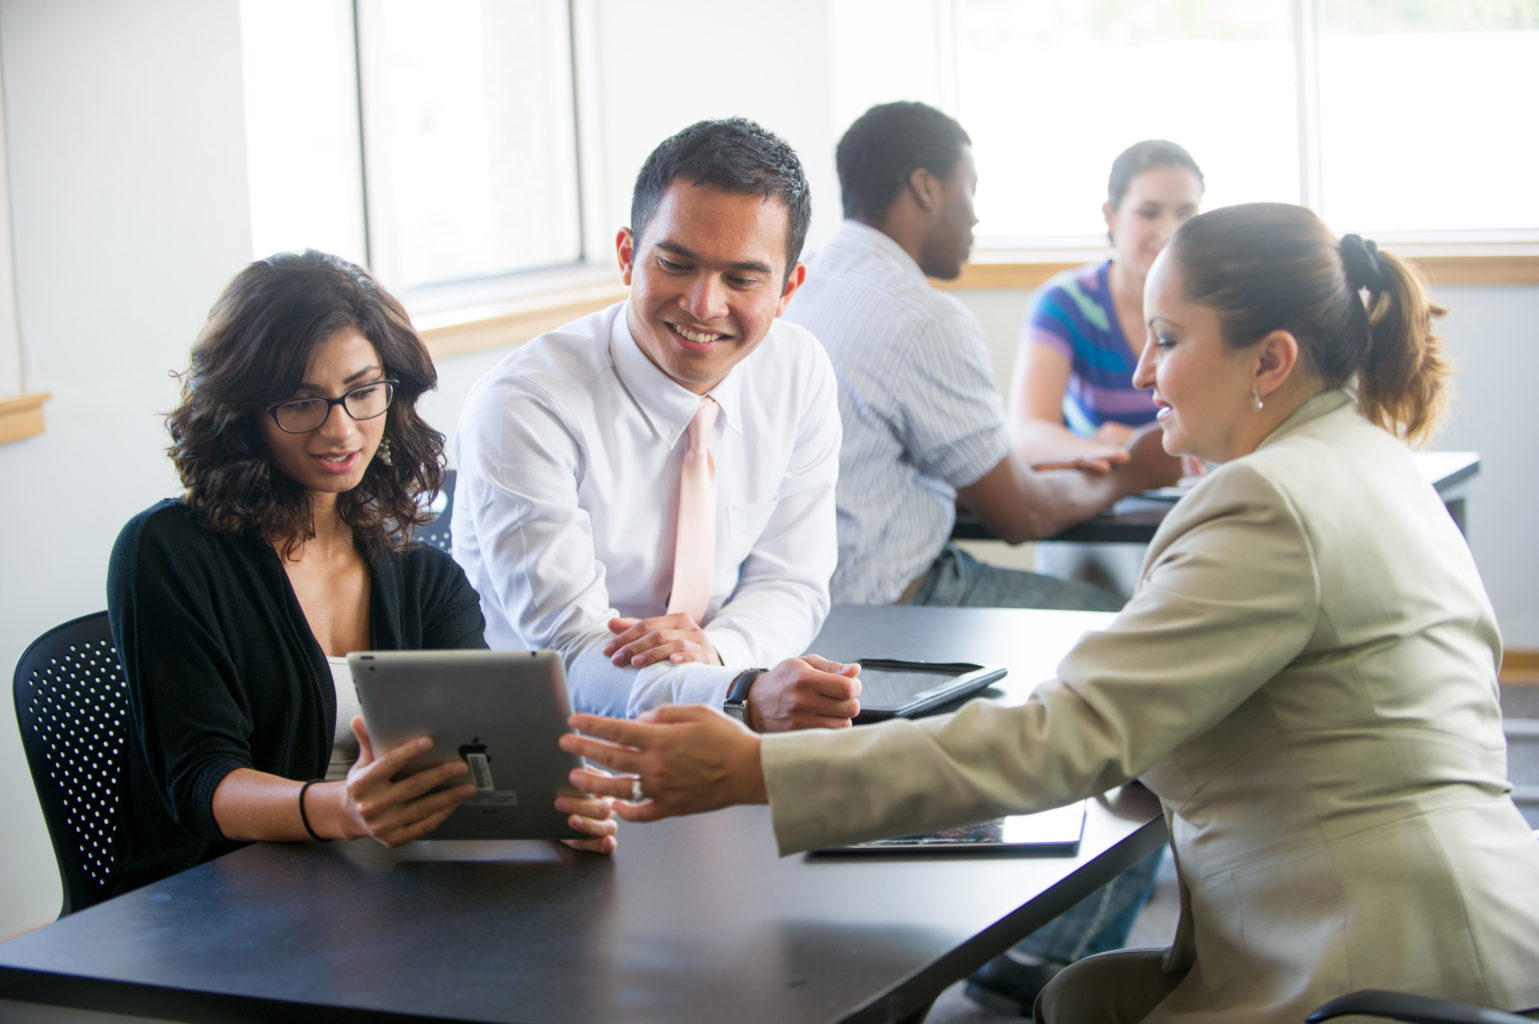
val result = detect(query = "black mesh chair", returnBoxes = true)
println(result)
[418,468,456,553]
[12,611,130,917]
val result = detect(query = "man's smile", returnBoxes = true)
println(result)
[670,322,728,349]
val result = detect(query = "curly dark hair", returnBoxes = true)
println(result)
[167,250,444,557]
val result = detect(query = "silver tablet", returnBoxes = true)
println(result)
[349,649,583,840]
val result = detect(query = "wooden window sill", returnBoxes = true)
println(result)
[411,267,626,362]
[411,247,1539,360]
[939,244,1539,292]
[0,391,49,445]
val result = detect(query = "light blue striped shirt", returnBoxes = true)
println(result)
[784,221,1009,604]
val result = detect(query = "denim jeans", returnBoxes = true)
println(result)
[907,542,1160,961]
[906,543,1123,612]
[1014,847,1163,962]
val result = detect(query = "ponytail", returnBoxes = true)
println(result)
[1169,205,1451,446]
[1342,238,1449,445]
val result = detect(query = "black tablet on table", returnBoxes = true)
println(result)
[851,658,1006,724]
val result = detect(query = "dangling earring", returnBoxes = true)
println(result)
[1252,389,1265,412]
[378,439,393,466]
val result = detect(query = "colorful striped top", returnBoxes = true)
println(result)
[1020,260,1157,436]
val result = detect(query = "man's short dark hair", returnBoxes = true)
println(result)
[836,101,971,225]
[630,118,812,276]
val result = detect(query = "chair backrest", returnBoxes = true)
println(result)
[12,611,130,917]
[418,468,456,553]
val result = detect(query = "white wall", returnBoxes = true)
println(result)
[1420,284,1539,648]
[1,0,1535,944]
[0,0,256,938]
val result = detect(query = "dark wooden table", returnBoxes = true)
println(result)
[954,450,1481,543]
[0,607,1163,1024]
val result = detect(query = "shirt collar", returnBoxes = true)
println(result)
[609,301,746,444]
[821,219,928,282]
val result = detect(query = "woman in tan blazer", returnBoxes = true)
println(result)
[561,203,1539,1022]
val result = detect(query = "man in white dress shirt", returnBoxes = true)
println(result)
[453,118,859,733]
[782,101,1175,1014]
[784,101,1179,611]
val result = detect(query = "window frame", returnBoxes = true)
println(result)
[387,0,1539,362]
[0,65,49,445]
[938,0,1538,276]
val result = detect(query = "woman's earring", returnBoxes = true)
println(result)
[378,439,393,466]
[1252,390,1265,412]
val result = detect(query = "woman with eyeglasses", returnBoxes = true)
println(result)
[106,251,615,898]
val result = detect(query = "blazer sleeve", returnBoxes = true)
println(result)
[762,463,1324,854]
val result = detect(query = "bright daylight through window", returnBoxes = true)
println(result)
[241,0,583,299]
[242,0,1537,304]
[356,0,583,292]
[948,0,1538,247]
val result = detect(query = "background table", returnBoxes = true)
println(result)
[0,607,1163,1024]
[954,450,1480,544]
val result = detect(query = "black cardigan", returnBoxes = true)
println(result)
[106,499,486,895]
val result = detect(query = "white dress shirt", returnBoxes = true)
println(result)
[452,301,841,717]
[784,220,1010,604]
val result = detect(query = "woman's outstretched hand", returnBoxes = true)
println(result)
[560,705,768,823]
[556,784,618,854]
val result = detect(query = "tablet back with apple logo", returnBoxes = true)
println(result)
[350,649,583,840]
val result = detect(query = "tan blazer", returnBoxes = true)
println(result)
[764,390,1539,1021]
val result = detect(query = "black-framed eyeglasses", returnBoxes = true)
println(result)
[264,379,398,434]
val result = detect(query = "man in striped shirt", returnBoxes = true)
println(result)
[784,101,1178,612]
[782,101,1175,1016]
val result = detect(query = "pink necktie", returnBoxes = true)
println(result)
[667,397,719,623]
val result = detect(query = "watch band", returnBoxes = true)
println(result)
[723,667,768,727]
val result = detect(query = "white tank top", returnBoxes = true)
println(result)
[326,656,362,781]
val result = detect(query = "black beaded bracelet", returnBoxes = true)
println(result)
[297,779,331,842]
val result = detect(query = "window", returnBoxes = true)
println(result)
[356,0,583,292]
[953,0,1298,246]
[240,0,585,299]
[829,0,1539,248]
[0,64,47,447]
[0,85,20,398]
[1315,1,1539,237]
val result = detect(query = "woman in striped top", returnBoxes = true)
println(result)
[1008,140,1204,464]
